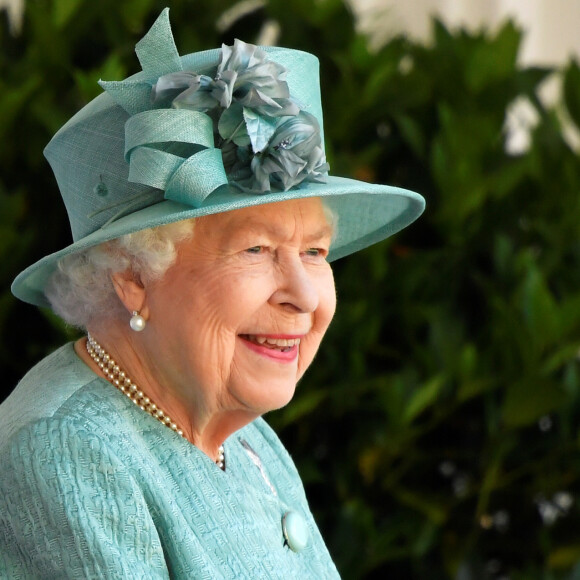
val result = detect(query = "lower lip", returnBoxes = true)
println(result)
[239,337,299,363]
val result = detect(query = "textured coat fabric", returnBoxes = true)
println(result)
[0,343,340,579]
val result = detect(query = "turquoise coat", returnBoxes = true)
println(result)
[0,344,340,578]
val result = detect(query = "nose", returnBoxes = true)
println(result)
[270,256,319,313]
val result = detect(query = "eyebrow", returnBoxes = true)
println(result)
[232,220,334,242]
[305,224,335,242]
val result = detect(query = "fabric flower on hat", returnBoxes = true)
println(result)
[153,72,217,112]
[251,112,329,192]
[151,39,327,193]
[153,40,298,133]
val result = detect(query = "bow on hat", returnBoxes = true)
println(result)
[99,8,329,210]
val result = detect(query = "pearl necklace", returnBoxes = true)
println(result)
[86,333,225,469]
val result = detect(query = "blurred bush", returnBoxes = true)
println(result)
[3,1,580,578]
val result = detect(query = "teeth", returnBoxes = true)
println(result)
[248,336,301,348]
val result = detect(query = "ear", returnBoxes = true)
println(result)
[110,269,150,320]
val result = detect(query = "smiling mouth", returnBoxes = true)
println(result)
[240,335,301,353]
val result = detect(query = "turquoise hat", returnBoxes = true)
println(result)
[12,8,425,309]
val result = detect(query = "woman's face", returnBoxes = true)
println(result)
[142,197,336,418]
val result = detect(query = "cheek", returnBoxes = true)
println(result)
[215,271,280,334]
[296,330,327,381]
[151,272,240,360]
[316,269,337,330]
[170,269,243,325]
[176,270,276,359]
[297,272,336,376]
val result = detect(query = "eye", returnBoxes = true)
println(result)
[245,246,263,254]
[303,248,328,258]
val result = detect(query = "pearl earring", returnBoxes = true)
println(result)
[129,310,146,332]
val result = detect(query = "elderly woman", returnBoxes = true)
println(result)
[0,9,424,579]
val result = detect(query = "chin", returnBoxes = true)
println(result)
[237,380,298,416]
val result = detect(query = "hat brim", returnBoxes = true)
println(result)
[12,175,424,308]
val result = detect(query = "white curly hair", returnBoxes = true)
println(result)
[45,219,195,330]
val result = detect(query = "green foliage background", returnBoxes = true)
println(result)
[3,1,580,578]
